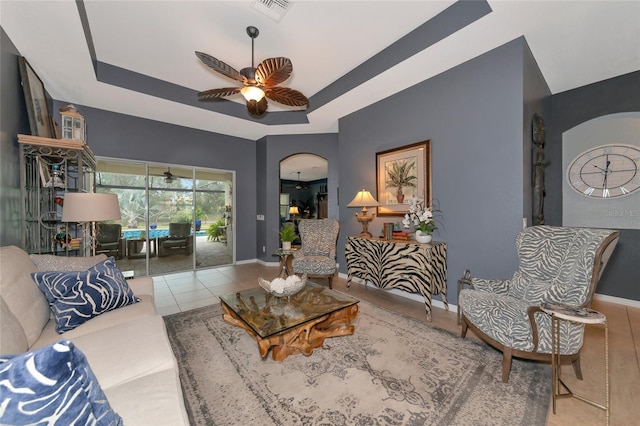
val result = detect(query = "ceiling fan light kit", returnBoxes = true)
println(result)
[196,26,308,117]
[294,171,310,190]
[241,85,265,102]
[151,167,189,184]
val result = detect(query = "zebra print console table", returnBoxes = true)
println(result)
[345,237,448,321]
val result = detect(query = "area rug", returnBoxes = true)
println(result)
[164,300,550,425]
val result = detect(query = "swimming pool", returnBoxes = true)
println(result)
[122,229,207,239]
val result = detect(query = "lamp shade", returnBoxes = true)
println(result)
[62,193,121,223]
[289,206,300,215]
[347,190,380,208]
[241,85,265,102]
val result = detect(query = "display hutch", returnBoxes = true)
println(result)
[19,134,97,255]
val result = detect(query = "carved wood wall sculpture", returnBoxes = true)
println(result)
[532,114,546,225]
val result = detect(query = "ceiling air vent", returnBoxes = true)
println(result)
[251,0,291,22]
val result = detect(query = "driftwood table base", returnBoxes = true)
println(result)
[222,303,358,361]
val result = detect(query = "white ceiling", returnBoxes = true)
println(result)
[2,0,639,143]
[280,153,328,182]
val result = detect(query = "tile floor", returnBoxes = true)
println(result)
[153,262,640,425]
[152,263,273,316]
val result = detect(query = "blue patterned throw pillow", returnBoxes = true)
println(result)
[0,340,123,425]
[32,257,140,333]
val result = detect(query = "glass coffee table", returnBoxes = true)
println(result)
[219,282,359,361]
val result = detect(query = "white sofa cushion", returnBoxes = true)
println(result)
[0,298,29,355]
[0,246,49,349]
[104,369,189,425]
[66,315,178,389]
[34,293,157,349]
[127,276,154,298]
[29,253,107,272]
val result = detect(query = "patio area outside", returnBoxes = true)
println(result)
[115,235,232,277]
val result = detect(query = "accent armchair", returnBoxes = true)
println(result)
[458,225,619,382]
[95,223,125,259]
[292,219,339,289]
[158,223,193,257]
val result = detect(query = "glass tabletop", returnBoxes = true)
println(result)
[540,302,606,324]
[272,247,298,256]
[219,282,359,338]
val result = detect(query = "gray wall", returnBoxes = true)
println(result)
[257,133,339,262]
[547,70,640,300]
[50,101,258,262]
[522,40,552,225]
[338,38,542,305]
[3,23,635,302]
[256,138,268,260]
[1,28,31,247]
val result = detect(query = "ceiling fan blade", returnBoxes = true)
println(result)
[265,87,309,107]
[256,57,292,87]
[198,87,242,101]
[246,97,268,118]
[195,51,244,83]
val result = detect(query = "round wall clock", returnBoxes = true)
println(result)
[566,144,640,198]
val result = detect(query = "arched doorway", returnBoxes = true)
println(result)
[279,154,328,226]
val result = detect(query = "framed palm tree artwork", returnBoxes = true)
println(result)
[376,140,431,216]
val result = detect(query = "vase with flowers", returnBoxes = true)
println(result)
[402,196,437,244]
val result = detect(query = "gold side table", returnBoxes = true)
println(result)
[540,302,609,425]
[272,248,298,278]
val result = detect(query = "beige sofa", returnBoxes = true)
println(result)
[0,245,189,425]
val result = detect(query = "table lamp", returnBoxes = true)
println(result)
[289,205,299,222]
[347,189,380,238]
[62,193,121,256]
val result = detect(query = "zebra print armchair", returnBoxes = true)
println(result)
[292,219,339,289]
[458,225,619,382]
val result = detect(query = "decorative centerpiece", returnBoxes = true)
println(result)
[258,274,307,297]
[402,196,437,244]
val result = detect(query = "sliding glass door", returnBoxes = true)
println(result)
[96,159,234,276]
[194,169,233,269]
[147,165,194,276]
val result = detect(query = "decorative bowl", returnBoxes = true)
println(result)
[258,274,307,297]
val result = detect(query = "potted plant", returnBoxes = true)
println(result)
[402,196,437,243]
[386,160,417,203]
[194,207,207,231]
[279,223,297,250]
[206,218,226,241]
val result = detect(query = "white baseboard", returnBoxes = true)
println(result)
[338,273,640,310]
[594,293,640,308]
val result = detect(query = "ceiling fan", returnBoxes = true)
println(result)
[195,26,309,118]
[294,172,309,190]
[151,168,189,184]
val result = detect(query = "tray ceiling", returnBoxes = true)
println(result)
[2,1,638,140]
